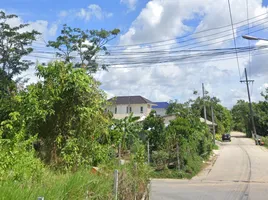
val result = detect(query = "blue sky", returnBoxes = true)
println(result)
[1,0,149,43]
[2,0,268,107]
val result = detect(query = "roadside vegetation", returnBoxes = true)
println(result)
[231,88,268,138]
[0,11,235,199]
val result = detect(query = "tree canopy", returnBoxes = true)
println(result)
[47,25,120,73]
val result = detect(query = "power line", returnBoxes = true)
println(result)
[104,22,268,56]
[30,45,268,65]
[103,48,268,68]
[107,12,268,49]
[246,0,251,79]
[30,12,268,54]
[227,0,241,79]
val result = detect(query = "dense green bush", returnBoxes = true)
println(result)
[0,112,44,181]
[152,150,169,170]
[163,116,213,177]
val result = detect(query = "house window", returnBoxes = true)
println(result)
[127,106,132,113]
[140,106,143,113]
[115,107,117,114]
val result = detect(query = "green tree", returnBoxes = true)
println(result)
[47,25,120,73]
[0,11,40,126]
[231,100,250,133]
[0,11,40,85]
[143,110,165,151]
[111,113,141,157]
[15,61,111,169]
[165,116,212,174]
[190,91,232,134]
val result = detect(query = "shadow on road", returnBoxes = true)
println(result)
[231,135,247,138]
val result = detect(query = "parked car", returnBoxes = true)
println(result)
[222,133,231,142]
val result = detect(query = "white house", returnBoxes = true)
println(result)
[152,102,169,116]
[107,96,155,119]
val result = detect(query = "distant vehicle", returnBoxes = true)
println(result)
[222,133,231,142]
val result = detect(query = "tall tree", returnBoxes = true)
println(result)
[47,25,120,73]
[0,11,40,124]
[143,110,165,151]
[231,100,250,133]
[0,11,40,85]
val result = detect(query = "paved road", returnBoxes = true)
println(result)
[151,132,268,200]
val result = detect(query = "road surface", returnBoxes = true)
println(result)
[151,132,268,200]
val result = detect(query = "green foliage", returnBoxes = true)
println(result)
[151,150,169,170]
[231,100,250,133]
[231,99,268,136]
[0,11,40,81]
[261,137,268,148]
[131,140,146,166]
[0,112,44,181]
[16,61,111,169]
[47,25,120,73]
[0,169,114,200]
[166,100,190,117]
[111,113,142,156]
[163,116,213,176]
[215,133,222,141]
[142,110,165,150]
[253,101,268,136]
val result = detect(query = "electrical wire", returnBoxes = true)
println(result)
[246,0,251,79]
[228,0,241,79]
[107,12,268,49]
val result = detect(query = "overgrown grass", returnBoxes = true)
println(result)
[215,134,222,141]
[213,144,219,150]
[261,137,268,148]
[0,169,113,200]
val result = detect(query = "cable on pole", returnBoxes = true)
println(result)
[227,0,242,80]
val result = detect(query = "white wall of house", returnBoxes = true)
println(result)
[152,108,167,116]
[107,104,152,119]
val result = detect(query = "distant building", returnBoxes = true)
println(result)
[200,117,217,132]
[152,102,169,116]
[162,114,177,127]
[107,96,155,119]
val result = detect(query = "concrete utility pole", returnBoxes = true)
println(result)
[176,142,180,171]
[240,68,257,138]
[147,140,150,164]
[202,83,207,123]
[211,106,216,145]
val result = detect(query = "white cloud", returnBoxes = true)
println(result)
[60,4,113,22]
[59,10,68,17]
[121,0,138,11]
[48,23,58,36]
[98,0,268,108]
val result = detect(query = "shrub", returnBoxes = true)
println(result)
[152,150,169,170]
[0,112,44,181]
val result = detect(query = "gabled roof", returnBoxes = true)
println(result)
[108,96,153,105]
[152,102,169,109]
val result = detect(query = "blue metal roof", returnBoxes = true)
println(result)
[152,102,169,109]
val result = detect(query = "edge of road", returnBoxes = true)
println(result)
[191,141,222,180]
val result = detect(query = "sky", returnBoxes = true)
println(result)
[2,0,268,108]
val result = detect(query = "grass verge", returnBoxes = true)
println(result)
[0,169,113,200]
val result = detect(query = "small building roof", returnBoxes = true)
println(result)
[108,96,154,105]
[200,117,217,126]
[152,102,169,109]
